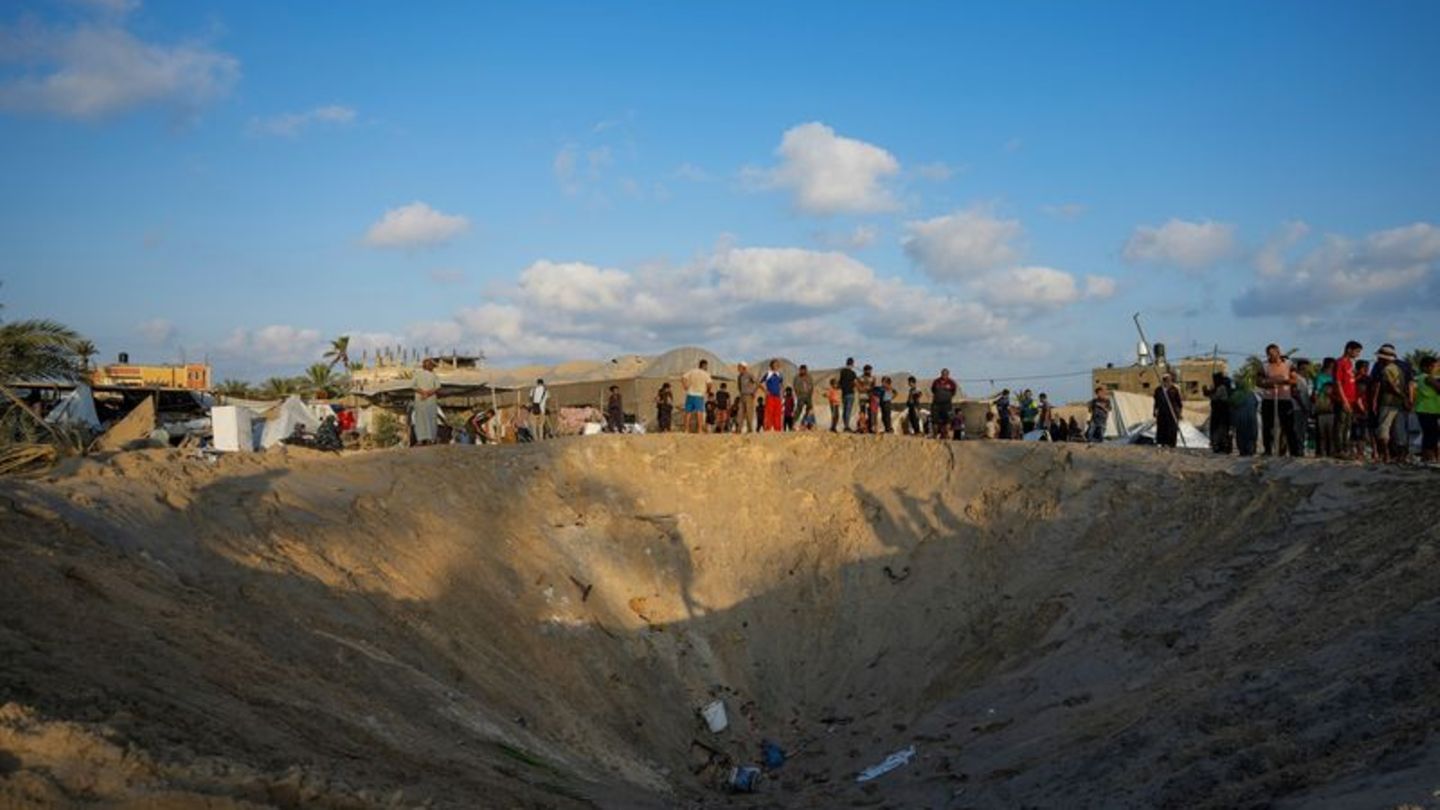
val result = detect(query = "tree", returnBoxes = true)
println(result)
[323,335,351,370]
[215,379,255,399]
[1405,347,1437,370]
[304,363,337,397]
[74,339,98,371]
[1236,355,1264,388]
[0,318,87,382]
[261,377,297,399]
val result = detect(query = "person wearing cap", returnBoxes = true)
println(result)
[412,357,441,446]
[1259,343,1301,457]
[735,362,758,434]
[1372,345,1410,463]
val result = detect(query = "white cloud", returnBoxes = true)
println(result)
[712,247,877,309]
[1084,274,1117,299]
[0,14,239,120]
[902,207,1023,280]
[1234,222,1440,318]
[1122,218,1238,270]
[246,104,355,138]
[749,122,900,215]
[814,224,879,251]
[364,202,470,249]
[519,260,633,313]
[220,325,324,366]
[979,266,1081,311]
[1253,220,1310,278]
[136,317,174,344]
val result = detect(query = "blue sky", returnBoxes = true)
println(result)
[2,0,1437,399]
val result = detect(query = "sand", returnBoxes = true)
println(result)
[1,437,1438,808]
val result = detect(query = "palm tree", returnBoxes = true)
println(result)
[304,363,337,397]
[323,335,351,370]
[215,379,254,399]
[1404,347,1437,370]
[74,339,98,372]
[1236,355,1264,388]
[0,318,87,382]
[261,376,297,399]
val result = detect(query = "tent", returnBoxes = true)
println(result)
[260,395,322,449]
[44,383,101,432]
[1103,390,1209,448]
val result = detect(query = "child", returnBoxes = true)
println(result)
[984,410,998,439]
[879,376,895,434]
[605,385,624,433]
[827,378,842,433]
[905,377,921,435]
[783,386,796,431]
[952,409,966,440]
[855,399,870,434]
[1315,381,1337,458]
[714,383,731,433]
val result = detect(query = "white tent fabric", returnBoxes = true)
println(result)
[1104,391,1154,439]
[260,395,322,448]
[1120,419,1210,448]
[44,383,101,432]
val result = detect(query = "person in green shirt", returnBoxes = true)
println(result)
[1415,356,1440,463]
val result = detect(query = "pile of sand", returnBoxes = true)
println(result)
[1,438,1437,808]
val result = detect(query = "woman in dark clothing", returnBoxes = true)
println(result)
[1205,372,1233,454]
[655,382,674,433]
[1153,374,1183,447]
[606,385,624,433]
[905,376,921,435]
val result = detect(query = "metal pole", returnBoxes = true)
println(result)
[1133,313,1186,448]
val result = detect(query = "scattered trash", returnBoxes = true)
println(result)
[761,739,786,770]
[855,745,916,783]
[728,764,761,792]
[700,699,729,733]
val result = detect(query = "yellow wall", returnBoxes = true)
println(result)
[93,363,211,390]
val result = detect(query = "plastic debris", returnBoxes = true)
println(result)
[855,745,916,783]
[728,764,761,792]
[761,739,786,770]
[700,700,728,733]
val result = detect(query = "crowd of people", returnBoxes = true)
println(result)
[413,342,1440,465]
[1200,341,1438,463]
[654,357,1084,442]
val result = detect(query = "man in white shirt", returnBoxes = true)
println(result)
[530,378,549,439]
[679,360,714,434]
[412,358,441,445]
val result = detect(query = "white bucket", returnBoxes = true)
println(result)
[700,700,728,733]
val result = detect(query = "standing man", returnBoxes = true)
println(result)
[1334,340,1362,458]
[1204,372,1233,454]
[995,389,1013,440]
[530,378,549,439]
[930,369,958,440]
[1087,386,1111,443]
[680,359,713,434]
[793,365,815,428]
[1259,343,1301,456]
[1373,345,1410,463]
[735,362,758,434]
[412,358,441,446]
[1291,359,1313,456]
[839,358,858,432]
[1153,373,1183,447]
